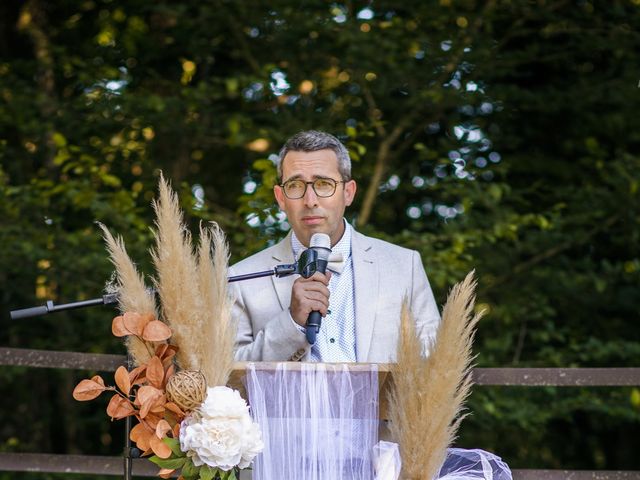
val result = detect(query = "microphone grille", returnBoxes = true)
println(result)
[309,233,331,250]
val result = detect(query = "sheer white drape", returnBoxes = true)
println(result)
[246,363,379,480]
[438,448,513,480]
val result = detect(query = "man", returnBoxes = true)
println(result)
[230,130,440,362]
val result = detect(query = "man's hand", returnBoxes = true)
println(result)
[289,271,331,327]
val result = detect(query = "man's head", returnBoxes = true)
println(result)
[276,130,352,182]
[274,130,357,247]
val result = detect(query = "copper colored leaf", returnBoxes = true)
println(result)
[114,366,131,395]
[155,419,171,439]
[137,385,163,418]
[146,356,165,389]
[106,394,135,420]
[155,343,169,358]
[166,345,179,357]
[123,312,146,337]
[150,434,172,459]
[149,395,167,414]
[129,365,146,384]
[90,375,105,387]
[137,385,162,404]
[140,401,152,419]
[73,378,106,401]
[163,365,175,388]
[165,402,185,418]
[111,315,130,337]
[162,344,179,359]
[158,468,176,479]
[155,343,179,359]
[142,320,172,342]
[140,312,155,327]
[132,372,147,386]
[130,422,154,451]
[143,413,162,430]
[159,345,178,366]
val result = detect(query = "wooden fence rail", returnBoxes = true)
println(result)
[1,347,639,479]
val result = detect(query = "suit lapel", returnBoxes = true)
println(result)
[352,230,379,361]
[269,233,296,310]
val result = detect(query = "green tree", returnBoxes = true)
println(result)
[1,0,639,474]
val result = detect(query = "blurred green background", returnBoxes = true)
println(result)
[1,0,639,477]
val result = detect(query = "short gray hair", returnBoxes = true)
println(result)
[276,130,351,181]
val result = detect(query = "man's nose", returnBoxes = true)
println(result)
[303,184,319,208]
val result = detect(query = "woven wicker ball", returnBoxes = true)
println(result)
[165,370,207,412]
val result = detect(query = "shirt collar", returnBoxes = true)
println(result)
[291,219,352,260]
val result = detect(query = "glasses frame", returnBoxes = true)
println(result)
[280,177,347,199]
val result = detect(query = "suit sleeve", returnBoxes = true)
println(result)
[231,273,309,361]
[409,250,441,354]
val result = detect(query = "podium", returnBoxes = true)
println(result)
[228,362,392,480]
[228,361,393,418]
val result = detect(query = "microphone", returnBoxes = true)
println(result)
[304,233,332,345]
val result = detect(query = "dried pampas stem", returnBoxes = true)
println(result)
[197,223,236,387]
[150,174,234,387]
[151,174,201,372]
[388,271,483,480]
[99,223,158,367]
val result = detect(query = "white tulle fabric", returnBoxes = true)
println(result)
[372,444,512,480]
[245,362,512,480]
[373,441,401,480]
[437,448,512,480]
[245,363,379,480]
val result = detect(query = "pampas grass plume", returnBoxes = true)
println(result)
[388,271,483,480]
[150,174,235,386]
[196,223,235,387]
[151,174,201,372]
[99,223,158,366]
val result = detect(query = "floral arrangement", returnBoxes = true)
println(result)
[74,313,263,479]
[73,175,262,480]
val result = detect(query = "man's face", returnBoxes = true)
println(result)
[274,149,356,247]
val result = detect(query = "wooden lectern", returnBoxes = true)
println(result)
[228,361,393,419]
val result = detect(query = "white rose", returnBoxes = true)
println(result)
[200,386,249,419]
[179,386,263,471]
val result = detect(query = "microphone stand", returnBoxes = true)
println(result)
[10,294,119,320]
[10,261,312,320]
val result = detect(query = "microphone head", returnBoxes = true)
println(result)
[309,233,331,261]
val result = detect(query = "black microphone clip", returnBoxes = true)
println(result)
[296,248,320,278]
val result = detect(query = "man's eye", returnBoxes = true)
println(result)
[315,179,332,188]
[287,181,304,190]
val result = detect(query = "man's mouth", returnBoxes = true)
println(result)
[301,216,324,225]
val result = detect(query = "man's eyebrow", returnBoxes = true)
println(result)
[283,174,303,182]
[282,174,333,182]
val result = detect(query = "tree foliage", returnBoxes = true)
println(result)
[1,0,639,474]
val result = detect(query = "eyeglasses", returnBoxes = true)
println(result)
[280,177,346,199]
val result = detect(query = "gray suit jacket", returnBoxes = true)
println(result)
[229,227,440,362]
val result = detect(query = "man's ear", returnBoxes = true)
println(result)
[274,184,286,210]
[344,179,357,207]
